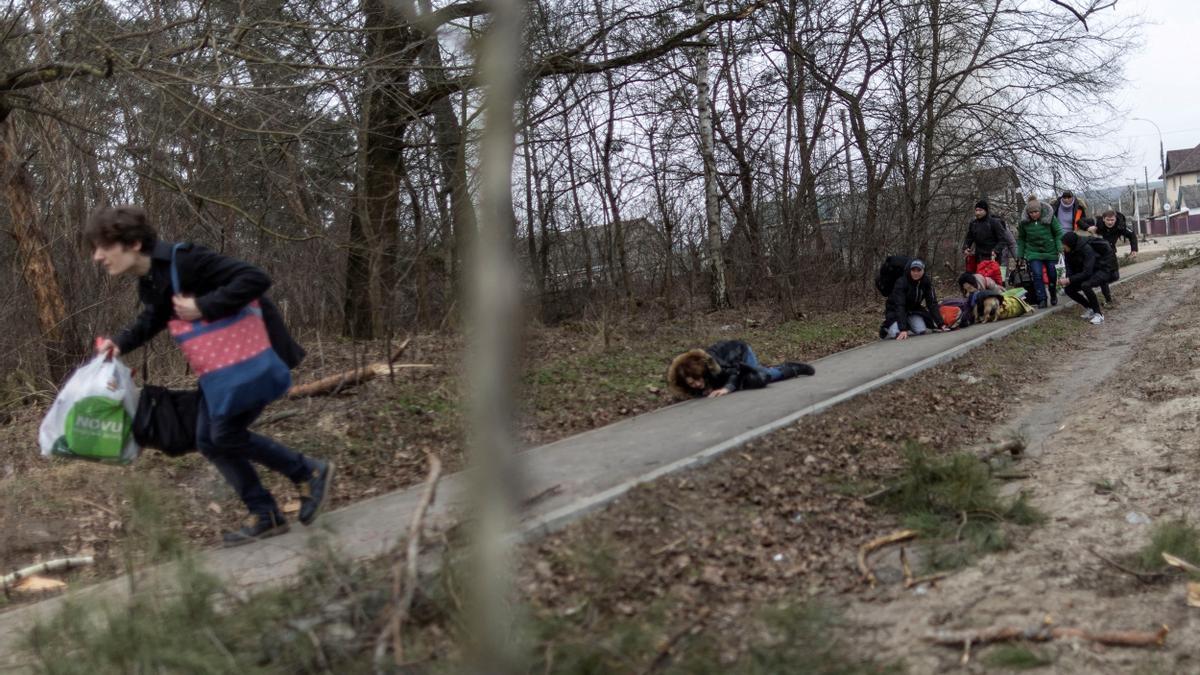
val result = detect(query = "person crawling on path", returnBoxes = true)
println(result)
[880,259,949,340]
[87,205,335,547]
[667,340,815,399]
[1059,231,1115,325]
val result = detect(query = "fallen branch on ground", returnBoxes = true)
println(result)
[971,438,1024,461]
[287,338,434,398]
[639,608,710,674]
[900,547,947,589]
[858,530,918,586]
[1162,552,1200,575]
[1087,547,1167,584]
[861,483,900,504]
[374,452,443,669]
[2,556,95,589]
[927,622,1169,650]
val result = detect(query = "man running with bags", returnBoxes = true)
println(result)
[87,205,334,546]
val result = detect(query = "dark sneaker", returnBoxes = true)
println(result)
[299,460,335,525]
[222,511,289,547]
[778,362,815,379]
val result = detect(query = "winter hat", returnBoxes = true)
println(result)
[975,200,989,212]
[1062,231,1080,250]
[908,259,926,271]
[1061,190,1074,200]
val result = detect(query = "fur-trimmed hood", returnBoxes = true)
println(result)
[666,349,720,398]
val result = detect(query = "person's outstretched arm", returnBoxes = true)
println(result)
[113,283,172,355]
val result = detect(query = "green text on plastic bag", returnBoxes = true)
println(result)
[55,396,131,460]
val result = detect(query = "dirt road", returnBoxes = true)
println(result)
[844,263,1200,673]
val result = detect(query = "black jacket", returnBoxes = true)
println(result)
[1094,212,1138,253]
[1063,237,1115,287]
[881,274,943,336]
[703,340,769,393]
[113,241,305,369]
[963,215,1008,260]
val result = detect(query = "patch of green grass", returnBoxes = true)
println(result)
[123,476,187,563]
[733,603,904,674]
[526,348,667,404]
[525,603,667,674]
[25,533,395,674]
[776,318,861,345]
[824,476,881,498]
[1137,518,1200,575]
[877,443,1044,572]
[391,389,458,415]
[981,644,1053,669]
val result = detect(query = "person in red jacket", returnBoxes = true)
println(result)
[87,205,334,547]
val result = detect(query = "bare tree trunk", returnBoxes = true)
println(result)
[344,0,413,338]
[560,90,594,292]
[694,0,730,310]
[465,0,523,667]
[0,107,80,383]
[647,130,675,319]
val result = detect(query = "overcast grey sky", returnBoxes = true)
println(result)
[1109,0,1200,187]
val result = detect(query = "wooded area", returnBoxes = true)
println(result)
[1,0,1132,383]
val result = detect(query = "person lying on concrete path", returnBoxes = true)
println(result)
[880,259,950,341]
[667,340,814,399]
[88,205,335,547]
[1059,231,1116,326]
[958,271,1003,294]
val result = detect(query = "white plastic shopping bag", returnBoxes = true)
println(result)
[38,355,141,464]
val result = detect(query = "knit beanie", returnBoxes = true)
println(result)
[1062,231,1080,250]
[975,200,989,213]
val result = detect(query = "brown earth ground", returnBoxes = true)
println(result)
[0,290,879,605]
[4,258,1179,671]
[838,263,1200,673]
[502,263,1199,672]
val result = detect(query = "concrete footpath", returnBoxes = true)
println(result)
[0,256,1173,664]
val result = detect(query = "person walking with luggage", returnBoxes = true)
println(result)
[87,205,334,546]
[962,200,1009,272]
[1016,199,1063,308]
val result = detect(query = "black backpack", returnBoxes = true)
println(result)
[1086,237,1118,274]
[132,385,200,457]
[875,255,913,297]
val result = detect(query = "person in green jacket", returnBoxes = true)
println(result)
[1017,199,1063,308]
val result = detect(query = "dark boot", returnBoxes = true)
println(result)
[778,362,816,379]
[1049,288,1058,306]
[222,511,289,547]
[299,460,336,525]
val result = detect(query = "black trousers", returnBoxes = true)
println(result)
[1065,271,1112,314]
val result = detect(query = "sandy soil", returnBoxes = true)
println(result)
[842,262,1200,673]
